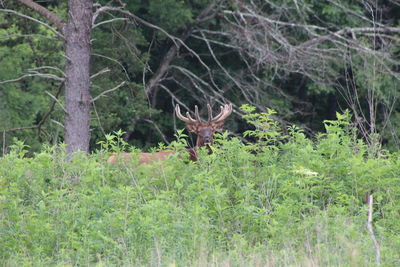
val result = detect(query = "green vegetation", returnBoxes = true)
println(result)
[2,0,400,153]
[1,109,399,266]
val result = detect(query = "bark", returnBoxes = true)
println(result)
[64,0,93,155]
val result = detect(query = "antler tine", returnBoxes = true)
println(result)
[186,111,197,122]
[207,104,213,122]
[194,105,202,122]
[211,106,224,121]
[175,104,197,124]
[210,104,233,123]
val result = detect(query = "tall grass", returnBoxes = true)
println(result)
[0,109,399,266]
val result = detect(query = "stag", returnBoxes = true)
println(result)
[107,104,232,164]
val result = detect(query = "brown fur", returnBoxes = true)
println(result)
[107,151,176,164]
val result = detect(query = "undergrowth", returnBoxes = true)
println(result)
[0,107,399,266]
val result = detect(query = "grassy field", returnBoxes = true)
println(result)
[1,111,399,266]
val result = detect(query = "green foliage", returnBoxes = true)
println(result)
[1,110,399,265]
[241,104,285,150]
[97,129,129,153]
[2,0,400,155]
[0,5,65,153]
[148,0,193,34]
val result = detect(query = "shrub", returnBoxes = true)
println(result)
[0,108,399,265]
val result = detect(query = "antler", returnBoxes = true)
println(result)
[208,103,232,123]
[176,103,232,124]
[175,104,200,124]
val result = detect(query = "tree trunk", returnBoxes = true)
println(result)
[64,0,93,155]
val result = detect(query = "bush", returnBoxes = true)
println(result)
[0,108,399,266]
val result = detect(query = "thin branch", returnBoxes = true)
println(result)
[0,72,64,85]
[2,131,5,156]
[144,1,219,96]
[29,73,64,81]
[3,125,40,133]
[0,9,63,39]
[91,2,219,98]
[51,119,65,129]
[367,194,381,265]
[92,102,106,136]
[19,0,65,32]
[200,30,253,104]
[92,6,179,47]
[38,82,64,132]
[90,68,111,80]
[93,17,128,29]
[91,81,126,102]
[0,74,37,85]
[159,84,191,112]
[45,91,67,113]
[30,66,66,77]
[0,33,58,41]
[92,53,130,80]
[3,82,64,134]
[144,119,170,145]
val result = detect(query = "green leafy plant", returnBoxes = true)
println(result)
[0,109,399,266]
[241,104,284,151]
[97,129,129,153]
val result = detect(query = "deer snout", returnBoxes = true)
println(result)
[203,136,212,145]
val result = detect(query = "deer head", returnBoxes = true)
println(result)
[175,103,232,147]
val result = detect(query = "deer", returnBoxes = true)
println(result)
[107,103,232,164]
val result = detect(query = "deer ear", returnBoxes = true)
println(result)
[211,121,224,132]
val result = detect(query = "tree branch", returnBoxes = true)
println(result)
[91,81,126,102]
[0,8,63,39]
[19,0,65,33]
[144,1,219,97]
[3,81,64,134]
[366,194,381,265]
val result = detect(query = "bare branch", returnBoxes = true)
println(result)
[159,84,191,112]
[0,9,63,39]
[93,17,128,29]
[91,2,220,99]
[19,0,65,32]
[91,81,126,102]
[92,6,178,47]
[3,82,64,134]
[0,74,37,85]
[0,71,64,85]
[51,119,65,129]
[30,66,66,77]
[92,53,130,80]
[90,68,110,80]
[45,91,67,113]
[366,194,381,265]
[144,119,170,145]
[144,1,219,96]
[0,33,58,41]
[92,101,106,136]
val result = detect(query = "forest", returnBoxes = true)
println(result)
[1,0,399,153]
[0,0,400,266]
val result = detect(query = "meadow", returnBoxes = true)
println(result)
[1,109,399,266]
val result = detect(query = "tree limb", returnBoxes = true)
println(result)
[0,8,63,38]
[144,1,219,97]
[3,81,64,134]
[19,0,65,33]
[91,81,126,102]
[366,194,381,265]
